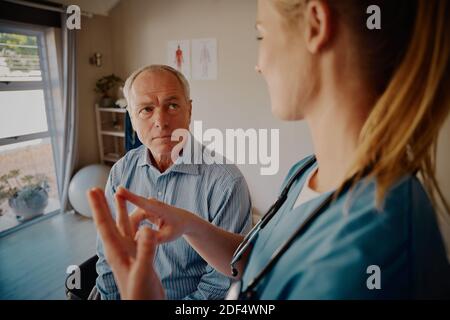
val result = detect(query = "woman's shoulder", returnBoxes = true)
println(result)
[349,174,432,221]
[334,174,450,298]
[339,174,436,247]
[273,175,450,299]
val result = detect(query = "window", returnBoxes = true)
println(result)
[0,23,60,234]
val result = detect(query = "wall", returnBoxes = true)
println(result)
[437,116,450,252]
[75,15,114,171]
[108,0,313,214]
[76,0,449,251]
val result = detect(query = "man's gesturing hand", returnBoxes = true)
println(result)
[116,186,197,243]
[87,188,165,300]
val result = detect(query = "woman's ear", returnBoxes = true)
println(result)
[303,0,332,53]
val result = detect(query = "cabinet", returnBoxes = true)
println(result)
[95,105,126,164]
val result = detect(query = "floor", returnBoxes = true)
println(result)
[0,212,97,300]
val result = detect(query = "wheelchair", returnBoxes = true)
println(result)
[65,255,100,300]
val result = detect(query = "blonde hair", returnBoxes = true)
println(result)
[274,0,450,216]
[123,64,191,112]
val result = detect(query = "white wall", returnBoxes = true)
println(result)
[76,15,114,170]
[109,0,313,214]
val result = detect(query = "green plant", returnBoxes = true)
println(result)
[95,74,123,98]
[0,170,49,206]
[0,32,39,72]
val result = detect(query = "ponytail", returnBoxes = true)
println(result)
[348,0,450,216]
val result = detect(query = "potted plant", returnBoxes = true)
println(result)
[95,74,124,108]
[0,170,50,222]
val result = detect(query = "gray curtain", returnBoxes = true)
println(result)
[57,13,78,212]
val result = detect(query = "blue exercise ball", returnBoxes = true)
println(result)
[68,164,111,218]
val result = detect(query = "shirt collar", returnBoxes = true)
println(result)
[137,133,201,176]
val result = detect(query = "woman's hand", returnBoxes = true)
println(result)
[87,188,166,300]
[116,186,199,243]
[116,187,247,278]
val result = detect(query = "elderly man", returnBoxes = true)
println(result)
[96,65,252,300]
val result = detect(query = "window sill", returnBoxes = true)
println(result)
[0,201,60,238]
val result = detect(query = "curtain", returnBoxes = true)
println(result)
[56,13,78,212]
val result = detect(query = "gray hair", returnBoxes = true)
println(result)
[123,64,191,111]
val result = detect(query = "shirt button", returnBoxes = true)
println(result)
[157,191,162,197]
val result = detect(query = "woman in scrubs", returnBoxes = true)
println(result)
[88,0,450,299]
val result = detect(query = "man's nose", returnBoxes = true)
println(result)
[152,108,169,129]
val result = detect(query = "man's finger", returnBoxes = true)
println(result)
[136,227,158,270]
[130,209,159,236]
[87,189,124,260]
[116,187,162,214]
[129,208,144,236]
[88,188,115,230]
[154,225,176,243]
[115,193,132,237]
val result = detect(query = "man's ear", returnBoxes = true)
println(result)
[128,108,136,131]
[188,99,192,118]
[303,0,332,53]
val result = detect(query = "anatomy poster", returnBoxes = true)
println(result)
[167,40,191,79]
[192,38,217,80]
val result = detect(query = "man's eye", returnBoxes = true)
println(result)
[139,107,153,115]
[168,103,179,110]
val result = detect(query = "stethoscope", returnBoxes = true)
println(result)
[226,156,357,300]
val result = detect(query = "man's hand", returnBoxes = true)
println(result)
[116,186,198,243]
[87,188,166,300]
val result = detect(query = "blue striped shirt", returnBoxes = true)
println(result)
[96,136,252,300]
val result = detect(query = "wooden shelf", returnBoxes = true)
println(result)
[95,104,126,165]
[101,130,125,137]
[98,107,126,113]
[104,154,121,162]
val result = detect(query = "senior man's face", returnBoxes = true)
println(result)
[129,70,192,157]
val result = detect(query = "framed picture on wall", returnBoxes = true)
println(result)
[167,40,191,79]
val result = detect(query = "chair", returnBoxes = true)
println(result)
[65,255,100,300]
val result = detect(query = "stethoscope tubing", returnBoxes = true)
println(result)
[230,156,317,277]
[233,156,358,300]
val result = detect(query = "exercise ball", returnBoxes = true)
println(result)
[68,164,111,218]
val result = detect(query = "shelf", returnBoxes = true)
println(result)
[104,154,121,162]
[95,104,126,165]
[98,107,127,113]
[101,130,125,137]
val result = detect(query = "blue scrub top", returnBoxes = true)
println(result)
[242,156,450,299]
